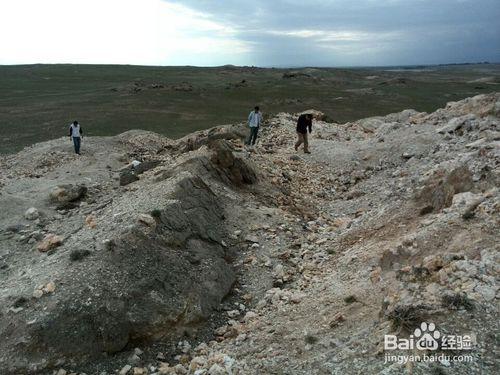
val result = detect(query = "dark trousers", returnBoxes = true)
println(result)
[73,137,81,154]
[246,126,259,145]
[295,132,309,152]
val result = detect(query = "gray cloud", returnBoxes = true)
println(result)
[166,0,500,66]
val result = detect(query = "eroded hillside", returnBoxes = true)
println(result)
[0,93,498,374]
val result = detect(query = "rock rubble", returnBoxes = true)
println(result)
[0,93,498,374]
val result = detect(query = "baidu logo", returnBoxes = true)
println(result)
[384,322,475,365]
[384,322,473,351]
[414,322,440,350]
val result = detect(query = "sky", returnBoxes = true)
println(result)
[0,0,499,67]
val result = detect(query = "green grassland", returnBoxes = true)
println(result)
[0,63,499,154]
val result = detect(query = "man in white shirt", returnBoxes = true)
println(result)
[69,120,83,154]
[245,106,263,146]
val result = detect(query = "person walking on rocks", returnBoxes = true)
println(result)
[246,106,263,146]
[69,120,83,155]
[295,113,313,154]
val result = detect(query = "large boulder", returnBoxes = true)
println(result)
[415,166,474,214]
[175,126,247,154]
[24,207,39,220]
[36,233,63,252]
[49,184,87,208]
[119,160,161,186]
[436,114,477,134]
[119,169,139,186]
[133,160,160,175]
[209,140,257,185]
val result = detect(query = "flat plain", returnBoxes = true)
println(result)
[0,63,499,154]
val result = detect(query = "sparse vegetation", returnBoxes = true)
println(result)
[442,292,475,311]
[13,296,27,308]
[150,209,162,219]
[343,295,357,304]
[69,249,91,262]
[1,63,499,154]
[386,304,430,331]
[304,334,319,345]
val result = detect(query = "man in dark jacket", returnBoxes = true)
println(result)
[295,113,313,153]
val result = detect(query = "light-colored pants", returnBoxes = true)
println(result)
[295,132,309,152]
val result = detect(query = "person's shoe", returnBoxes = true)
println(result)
[304,150,311,154]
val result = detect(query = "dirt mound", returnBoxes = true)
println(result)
[0,130,268,373]
[0,171,238,372]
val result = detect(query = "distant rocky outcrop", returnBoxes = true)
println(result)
[282,71,312,79]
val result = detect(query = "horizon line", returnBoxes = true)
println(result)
[0,61,498,70]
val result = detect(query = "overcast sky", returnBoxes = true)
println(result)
[0,0,499,67]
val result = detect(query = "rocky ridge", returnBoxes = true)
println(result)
[0,93,498,374]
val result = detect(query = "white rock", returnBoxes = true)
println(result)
[173,364,188,374]
[32,289,43,299]
[223,355,235,371]
[437,114,475,133]
[208,363,225,375]
[138,213,156,227]
[128,354,141,364]
[474,284,497,301]
[43,281,56,293]
[190,356,207,371]
[178,340,191,353]
[194,342,209,354]
[156,352,165,360]
[243,311,258,321]
[465,138,486,148]
[244,235,259,243]
[119,364,132,375]
[440,358,451,367]
[236,333,247,342]
[24,207,39,220]
[274,264,285,278]
[290,292,306,304]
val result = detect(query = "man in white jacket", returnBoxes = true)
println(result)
[69,120,83,154]
[245,106,263,146]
